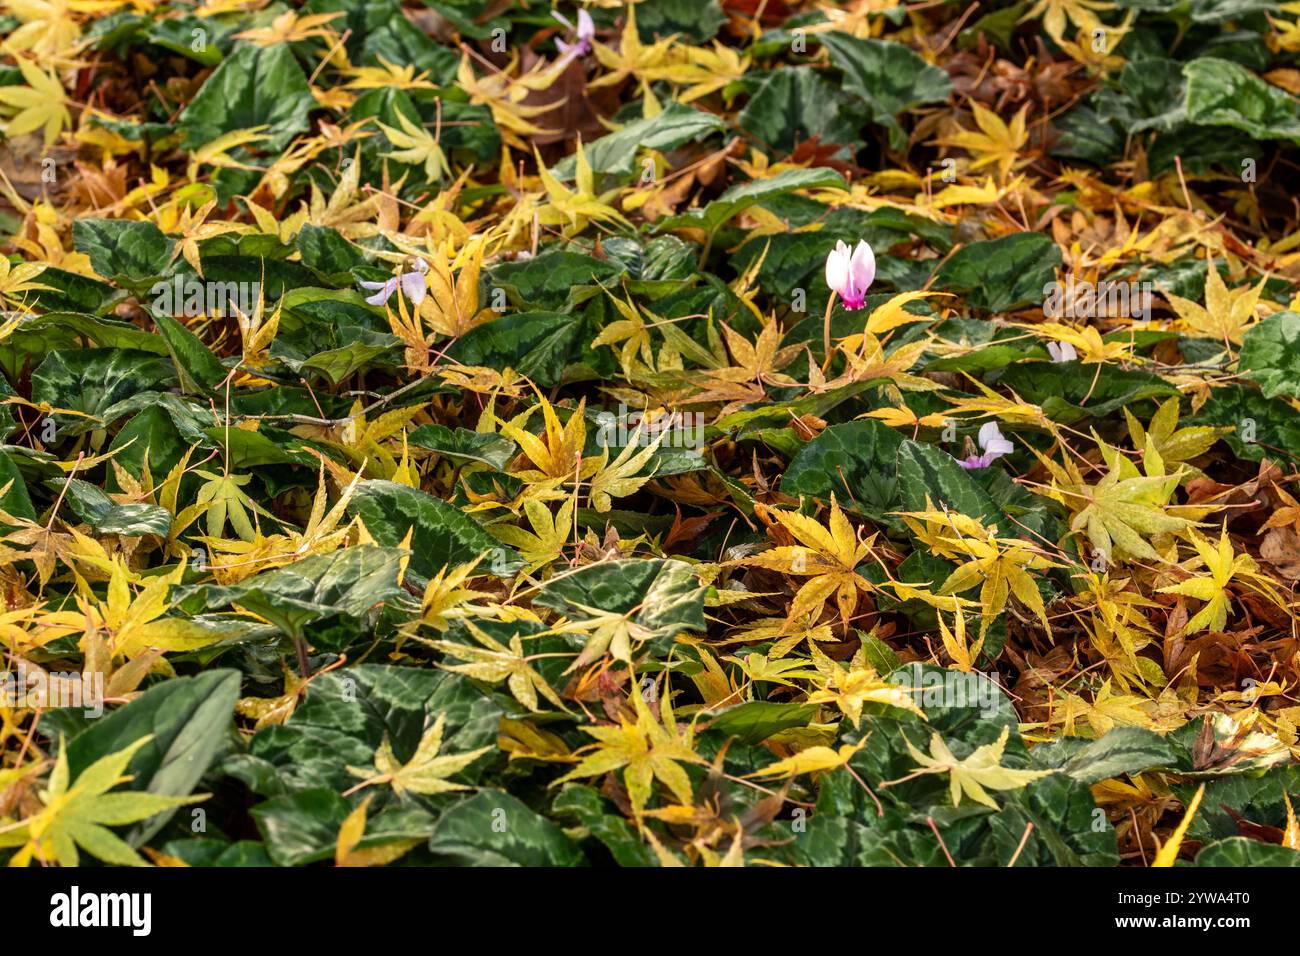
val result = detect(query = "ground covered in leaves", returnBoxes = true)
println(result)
[2,0,1300,868]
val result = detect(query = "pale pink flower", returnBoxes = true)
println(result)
[553,9,595,67]
[1047,341,1078,363]
[824,239,876,310]
[360,258,428,306]
[958,422,1015,470]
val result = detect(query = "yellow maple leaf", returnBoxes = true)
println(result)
[897,726,1053,809]
[1163,265,1269,347]
[941,103,1030,183]
[1020,0,1114,44]
[0,56,72,144]
[748,741,865,779]
[742,495,878,632]
[1158,528,1285,635]
[345,713,494,796]
[377,109,448,182]
[554,674,703,814]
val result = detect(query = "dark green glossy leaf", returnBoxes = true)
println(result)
[179,43,316,151]
[427,790,586,866]
[1239,311,1300,399]
[347,479,519,581]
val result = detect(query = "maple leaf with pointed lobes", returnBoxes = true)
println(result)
[233,9,344,45]
[535,141,632,232]
[1021,0,1115,44]
[0,255,50,308]
[554,674,704,815]
[591,290,656,377]
[293,145,389,240]
[741,495,879,633]
[724,650,821,688]
[645,40,750,103]
[941,378,1049,428]
[723,613,835,659]
[806,644,925,726]
[498,717,574,764]
[1124,398,1225,475]
[1153,784,1205,867]
[0,56,71,144]
[7,192,93,273]
[804,0,902,38]
[1,0,90,60]
[411,556,493,632]
[1051,679,1158,736]
[250,122,372,200]
[233,286,282,369]
[1158,528,1286,636]
[345,56,437,91]
[334,794,422,868]
[747,740,866,780]
[589,6,680,90]
[0,735,206,867]
[0,602,80,655]
[187,470,275,543]
[895,506,987,555]
[861,290,951,338]
[424,620,570,715]
[1019,321,1132,364]
[861,405,950,429]
[0,507,75,588]
[921,175,1028,211]
[940,102,1031,183]
[1033,443,1196,564]
[588,425,664,513]
[499,394,599,483]
[51,558,227,659]
[345,713,494,797]
[1073,570,1163,687]
[680,645,738,707]
[929,524,1058,638]
[324,401,428,475]
[940,608,984,673]
[236,665,311,731]
[196,467,361,582]
[1284,794,1300,851]
[164,199,247,279]
[895,726,1053,810]
[1056,17,1135,73]
[1262,483,1300,538]
[489,497,574,573]
[407,165,474,244]
[717,319,801,389]
[386,288,432,373]
[895,507,1053,637]
[1162,266,1269,347]
[378,109,449,183]
[416,235,493,339]
[185,126,274,182]
[456,53,559,148]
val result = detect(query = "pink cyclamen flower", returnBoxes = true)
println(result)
[958,422,1015,470]
[553,9,595,65]
[1047,341,1078,363]
[360,258,428,307]
[824,239,876,310]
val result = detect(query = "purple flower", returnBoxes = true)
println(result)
[824,239,876,310]
[360,258,428,307]
[553,9,595,66]
[958,422,1015,470]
